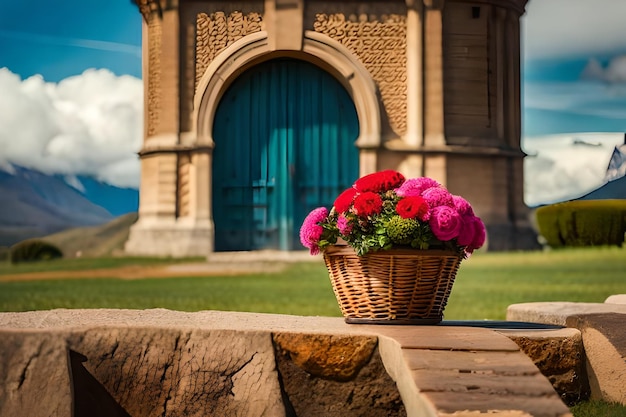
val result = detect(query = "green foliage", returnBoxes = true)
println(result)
[0,246,9,262]
[570,400,626,417]
[536,200,626,248]
[9,239,63,264]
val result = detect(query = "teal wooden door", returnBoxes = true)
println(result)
[212,58,359,251]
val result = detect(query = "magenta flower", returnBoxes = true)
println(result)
[467,216,486,253]
[456,215,477,246]
[299,207,328,255]
[422,187,454,208]
[452,195,474,216]
[429,206,462,241]
[395,177,440,197]
[337,214,353,235]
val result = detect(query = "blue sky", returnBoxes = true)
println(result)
[0,1,141,82]
[1,0,626,205]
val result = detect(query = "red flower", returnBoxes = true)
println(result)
[354,170,405,193]
[396,196,430,221]
[353,192,383,217]
[334,187,358,213]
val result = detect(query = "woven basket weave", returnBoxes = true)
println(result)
[323,245,464,324]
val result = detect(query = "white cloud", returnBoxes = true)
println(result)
[0,67,142,188]
[523,133,625,206]
[582,55,626,84]
[522,0,626,61]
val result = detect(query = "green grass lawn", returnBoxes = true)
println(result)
[1,246,624,319]
[1,246,625,416]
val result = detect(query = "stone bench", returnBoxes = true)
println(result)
[0,309,572,417]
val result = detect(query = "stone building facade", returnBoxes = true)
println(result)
[125,0,536,257]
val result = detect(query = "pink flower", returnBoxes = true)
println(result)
[429,206,462,241]
[422,187,454,208]
[467,216,486,253]
[452,195,474,216]
[395,177,440,197]
[299,207,328,255]
[337,214,353,235]
[457,215,477,246]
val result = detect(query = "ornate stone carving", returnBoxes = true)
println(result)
[313,13,407,135]
[196,11,263,87]
[147,15,162,137]
[134,0,162,22]
[177,153,191,218]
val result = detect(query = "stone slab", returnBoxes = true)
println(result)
[403,350,540,376]
[366,325,520,352]
[426,393,571,417]
[496,328,588,405]
[0,310,574,417]
[605,294,626,304]
[506,302,626,326]
[0,332,72,417]
[566,313,626,404]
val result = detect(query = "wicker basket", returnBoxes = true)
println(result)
[323,245,464,324]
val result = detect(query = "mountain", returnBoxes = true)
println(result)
[0,165,138,247]
[578,176,626,200]
[66,175,139,217]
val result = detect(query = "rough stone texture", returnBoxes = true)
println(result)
[566,313,626,405]
[605,294,626,304]
[0,332,72,417]
[506,302,626,326]
[506,302,626,406]
[1,327,286,417]
[272,333,377,381]
[500,328,589,405]
[373,326,572,417]
[0,309,576,417]
[274,340,406,417]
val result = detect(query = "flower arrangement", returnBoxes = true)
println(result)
[299,170,486,257]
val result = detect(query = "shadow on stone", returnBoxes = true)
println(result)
[440,320,564,330]
[272,333,406,417]
[68,350,132,417]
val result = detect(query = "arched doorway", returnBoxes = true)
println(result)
[212,58,359,251]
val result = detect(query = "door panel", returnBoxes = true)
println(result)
[212,59,359,251]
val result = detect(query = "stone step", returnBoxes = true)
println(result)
[506,300,626,405]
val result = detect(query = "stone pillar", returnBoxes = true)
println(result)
[404,0,424,148]
[422,0,445,149]
[421,0,447,185]
[265,0,304,51]
[126,2,213,257]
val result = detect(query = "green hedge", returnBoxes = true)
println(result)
[9,239,64,264]
[536,200,626,248]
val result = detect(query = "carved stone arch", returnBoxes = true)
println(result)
[193,30,382,166]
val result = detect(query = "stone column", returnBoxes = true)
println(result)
[265,0,304,51]
[404,0,424,148]
[421,0,446,184]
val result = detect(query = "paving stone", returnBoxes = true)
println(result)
[367,325,520,352]
[403,350,540,376]
[566,313,626,404]
[425,392,571,417]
